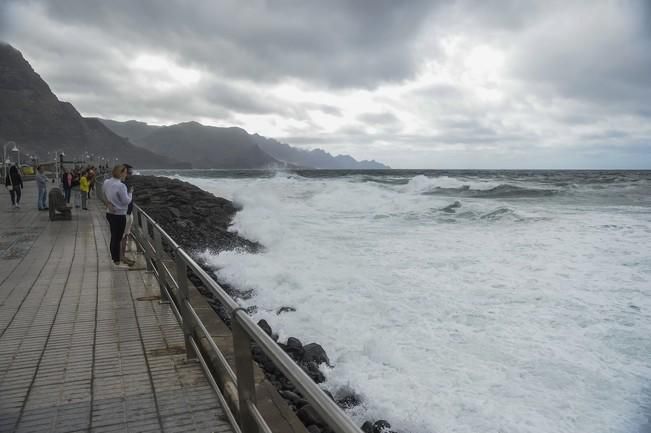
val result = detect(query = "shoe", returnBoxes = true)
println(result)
[122,258,136,266]
[82,208,88,210]
[112,262,130,270]
[15,204,20,208]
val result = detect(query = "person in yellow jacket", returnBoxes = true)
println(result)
[80,170,90,210]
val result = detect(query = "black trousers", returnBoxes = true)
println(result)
[106,213,126,263]
[9,186,21,205]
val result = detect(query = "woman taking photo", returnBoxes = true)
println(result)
[102,164,133,269]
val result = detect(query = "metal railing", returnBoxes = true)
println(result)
[130,203,362,433]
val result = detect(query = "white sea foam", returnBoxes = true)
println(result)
[186,173,651,433]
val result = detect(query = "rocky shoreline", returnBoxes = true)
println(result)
[131,175,398,433]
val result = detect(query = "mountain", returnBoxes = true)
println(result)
[100,119,390,170]
[133,121,281,169]
[250,134,389,169]
[0,43,186,168]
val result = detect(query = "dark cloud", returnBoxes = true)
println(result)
[13,0,437,89]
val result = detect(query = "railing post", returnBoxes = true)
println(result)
[153,229,170,304]
[141,217,154,273]
[134,208,144,254]
[175,251,196,360]
[232,311,259,433]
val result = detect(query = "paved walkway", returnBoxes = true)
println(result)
[0,183,234,432]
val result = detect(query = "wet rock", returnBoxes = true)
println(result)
[336,391,362,409]
[277,306,297,315]
[297,405,323,427]
[279,390,301,405]
[301,361,325,384]
[373,420,391,433]
[361,421,374,433]
[441,200,462,213]
[286,337,304,359]
[303,343,329,365]
[257,319,272,337]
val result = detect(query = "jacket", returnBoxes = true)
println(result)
[36,173,48,190]
[5,166,23,189]
[80,176,89,192]
[102,178,132,215]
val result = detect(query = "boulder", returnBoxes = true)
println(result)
[303,343,329,365]
[277,306,297,315]
[297,405,323,427]
[373,420,391,433]
[257,319,272,337]
[285,337,304,359]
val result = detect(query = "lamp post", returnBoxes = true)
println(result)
[12,145,20,167]
[55,150,65,186]
[3,141,18,181]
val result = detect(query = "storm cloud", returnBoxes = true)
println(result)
[1,0,649,168]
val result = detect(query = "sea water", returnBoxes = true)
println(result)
[153,170,651,433]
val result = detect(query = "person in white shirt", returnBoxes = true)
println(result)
[102,165,133,269]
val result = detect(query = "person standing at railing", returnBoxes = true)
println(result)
[36,165,48,210]
[102,164,133,270]
[120,164,136,266]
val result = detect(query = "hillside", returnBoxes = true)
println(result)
[100,119,389,170]
[134,122,281,169]
[0,43,186,168]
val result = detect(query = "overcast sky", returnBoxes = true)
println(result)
[2,0,650,168]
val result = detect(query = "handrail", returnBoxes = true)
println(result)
[130,203,362,433]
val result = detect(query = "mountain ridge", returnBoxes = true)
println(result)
[0,43,186,168]
[99,118,390,170]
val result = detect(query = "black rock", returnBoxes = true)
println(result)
[279,390,301,404]
[169,207,181,218]
[297,405,323,427]
[303,343,329,365]
[373,420,391,433]
[307,425,321,433]
[257,319,272,337]
[336,391,362,409]
[361,421,374,433]
[441,200,462,213]
[277,306,297,315]
[301,361,326,384]
[285,337,304,359]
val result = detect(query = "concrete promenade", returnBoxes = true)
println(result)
[0,183,234,432]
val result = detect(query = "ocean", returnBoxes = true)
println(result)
[150,169,651,433]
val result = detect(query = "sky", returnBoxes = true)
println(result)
[1,0,650,169]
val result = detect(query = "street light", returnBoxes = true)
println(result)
[3,141,18,181]
[11,143,19,167]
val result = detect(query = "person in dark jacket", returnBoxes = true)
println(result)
[5,164,23,208]
[61,168,72,204]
